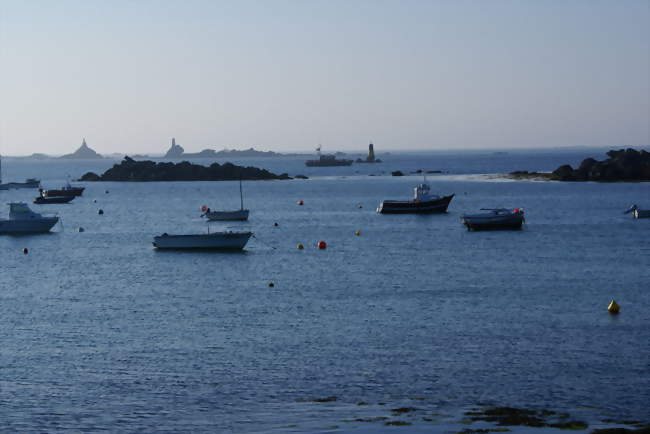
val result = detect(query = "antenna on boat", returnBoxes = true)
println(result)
[239,175,244,211]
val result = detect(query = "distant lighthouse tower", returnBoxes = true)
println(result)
[367,142,375,162]
[172,137,176,147]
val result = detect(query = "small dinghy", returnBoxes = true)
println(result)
[202,178,250,221]
[461,208,525,231]
[377,180,454,214]
[153,231,252,250]
[624,204,650,219]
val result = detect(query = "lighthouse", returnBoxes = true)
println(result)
[367,142,376,162]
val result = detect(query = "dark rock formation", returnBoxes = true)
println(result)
[79,156,290,181]
[61,138,103,159]
[294,174,309,179]
[391,170,404,176]
[551,148,650,181]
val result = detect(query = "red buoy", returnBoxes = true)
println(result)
[201,205,208,212]
[298,200,304,206]
[317,240,327,249]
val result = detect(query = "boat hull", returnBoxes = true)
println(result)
[377,194,454,214]
[462,214,524,231]
[34,196,75,204]
[153,232,252,250]
[41,187,84,197]
[633,209,650,219]
[305,160,353,167]
[0,217,59,234]
[204,209,249,221]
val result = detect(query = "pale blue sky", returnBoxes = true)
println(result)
[0,0,648,155]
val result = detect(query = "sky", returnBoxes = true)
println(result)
[0,0,648,155]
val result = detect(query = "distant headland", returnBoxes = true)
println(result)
[504,148,649,182]
[163,137,285,159]
[60,138,104,159]
[79,156,290,182]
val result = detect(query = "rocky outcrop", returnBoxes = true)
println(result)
[79,156,290,181]
[551,148,650,181]
[60,138,103,159]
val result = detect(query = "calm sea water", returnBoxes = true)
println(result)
[0,149,648,432]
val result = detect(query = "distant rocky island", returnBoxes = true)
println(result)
[506,148,649,182]
[163,138,283,159]
[60,138,104,159]
[79,156,290,182]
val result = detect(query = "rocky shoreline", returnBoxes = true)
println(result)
[495,148,649,182]
[79,156,290,181]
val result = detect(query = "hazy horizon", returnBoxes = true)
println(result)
[1,0,648,155]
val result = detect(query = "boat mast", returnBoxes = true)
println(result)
[239,177,244,210]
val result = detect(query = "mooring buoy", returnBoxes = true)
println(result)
[355,230,361,236]
[268,282,275,288]
[317,240,327,249]
[22,247,29,255]
[297,243,304,250]
[608,300,620,314]
[98,209,104,215]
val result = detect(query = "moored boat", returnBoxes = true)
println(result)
[461,208,525,231]
[202,178,250,221]
[377,182,454,214]
[624,204,650,219]
[0,202,59,234]
[0,155,40,189]
[153,231,252,250]
[40,183,85,197]
[305,146,353,167]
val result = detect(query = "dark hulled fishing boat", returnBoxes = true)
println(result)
[40,183,85,197]
[377,182,454,214]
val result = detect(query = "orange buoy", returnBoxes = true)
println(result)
[317,240,327,249]
[298,200,304,205]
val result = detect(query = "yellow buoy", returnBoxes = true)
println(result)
[355,230,361,236]
[297,243,304,250]
[608,300,620,314]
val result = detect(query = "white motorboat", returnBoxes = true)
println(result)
[0,202,59,234]
[461,208,525,231]
[624,204,650,219]
[153,231,252,250]
[202,178,249,221]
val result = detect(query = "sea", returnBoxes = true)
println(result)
[0,148,648,432]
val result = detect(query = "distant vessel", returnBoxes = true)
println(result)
[40,182,85,197]
[0,154,40,190]
[461,208,525,231]
[153,231,252,250]
[0,202,59,234]
[202,179,250,221]
[305,146,353,167]
[356,142,382,163]
[377,179,453,214]
[624,204,649,219]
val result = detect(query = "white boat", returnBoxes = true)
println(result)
[461,208,525,231]
[0,202,59,234]
[0,154,40,190]
[624,204,650,219]
[202,179,249,221]
[153,231,252,250]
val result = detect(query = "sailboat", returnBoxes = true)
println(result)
[0,154,40,190]
[201,178,250,221]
